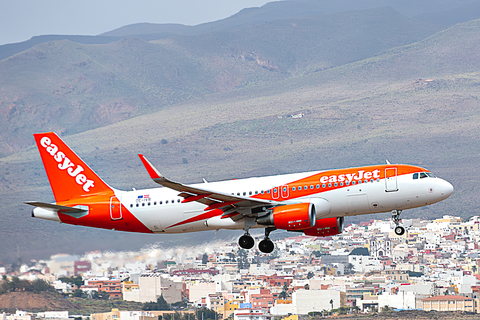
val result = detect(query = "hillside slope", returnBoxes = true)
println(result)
[0,7,439,157]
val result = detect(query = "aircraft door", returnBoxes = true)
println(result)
[281,185,289,199]
[272,187,279,199]
[110,196,122,220]
[385,168,398,192]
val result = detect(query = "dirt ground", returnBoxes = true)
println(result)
[0,292,79,312]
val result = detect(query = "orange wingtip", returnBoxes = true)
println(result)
[138,154,161,179]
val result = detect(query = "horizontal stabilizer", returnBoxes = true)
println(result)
[24,201,89,218]
[25,201,86,212]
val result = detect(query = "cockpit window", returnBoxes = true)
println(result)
[414,172,437,180]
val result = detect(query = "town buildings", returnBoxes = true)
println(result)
[3,215,480,318]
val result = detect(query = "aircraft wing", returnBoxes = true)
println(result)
[138,155,276,213]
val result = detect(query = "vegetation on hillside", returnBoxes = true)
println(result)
[0,276,54,295]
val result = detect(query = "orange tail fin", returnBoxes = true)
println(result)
[34,132,112,202]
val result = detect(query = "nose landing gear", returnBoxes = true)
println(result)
[392,210,405,236]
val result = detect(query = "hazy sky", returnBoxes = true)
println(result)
[0,0,276,45]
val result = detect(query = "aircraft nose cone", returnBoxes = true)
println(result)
[440,179,454,199]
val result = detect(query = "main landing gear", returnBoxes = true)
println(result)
[392,209,405,236]
[258,227,275,254]
[239,233,255,249]
[238,227,276,253]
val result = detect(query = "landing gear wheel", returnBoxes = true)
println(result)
[239,234,255,249]
[391,210,405,236]
[258,239,275,253]
[394,226,405,236]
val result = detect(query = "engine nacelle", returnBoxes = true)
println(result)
[257,203,315,230]
[303,217,344,237]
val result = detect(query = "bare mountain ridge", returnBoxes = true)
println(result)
[2,0,480,62]
[0,7,443,157]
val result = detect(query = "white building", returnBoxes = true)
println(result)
[123,273,183,303]
[293,289,343,314]
[187,281,217,303]
[36,311,69,320]
[348,255,382,273]
[378,291,416,310]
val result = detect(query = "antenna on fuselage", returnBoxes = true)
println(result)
[386,160,391,165]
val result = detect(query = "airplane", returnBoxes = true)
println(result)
[26,132,454,253]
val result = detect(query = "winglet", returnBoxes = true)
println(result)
[138,154,163,179]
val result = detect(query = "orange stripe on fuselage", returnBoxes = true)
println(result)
[252,164,426,201]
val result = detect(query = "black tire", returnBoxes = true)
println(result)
[394,226,405,236]
[258,239,275,253]
[239,235,255,249]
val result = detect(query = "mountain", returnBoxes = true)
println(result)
[3,0,480,62]
[0,7,439,157]
[1,1,480,263]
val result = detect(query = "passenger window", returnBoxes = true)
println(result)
[310,185,314,189]
[166,200,169,204]
[304,186,308,190]
[130,204,133,208]
[316,184,320,189]
[249,191,252,195]
[413,173,418,179]
[292,187,296,191]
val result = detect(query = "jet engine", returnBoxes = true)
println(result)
[257,203,315,230]
[303,217,344,236]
